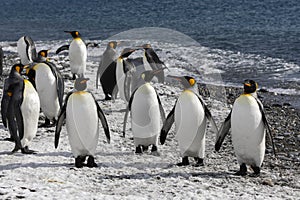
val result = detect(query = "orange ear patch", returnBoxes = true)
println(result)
[41,51,46,57]
[16,66,21,73]
[189,78,195,86]
[7,92,12,97]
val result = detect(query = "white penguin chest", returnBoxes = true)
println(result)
[175,90,205,132]
[131,83,160,138]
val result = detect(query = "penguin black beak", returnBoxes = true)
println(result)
[64,31,72,34]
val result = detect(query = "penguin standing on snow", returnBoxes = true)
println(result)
[26,50,64,127]
[215,80,276,176]
[140,44,166,83]
[123,69,166,154]
[3,63,40,153]
[116,48,137,102]
[55,78,110,168]
[96,41,119,100]
[56,31,87,79]
[160,75,218,166]
[17,36,37,65]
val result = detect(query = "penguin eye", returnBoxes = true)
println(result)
[189,78,195,86]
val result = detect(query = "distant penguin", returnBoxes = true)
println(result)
[4,63,40,154]
[55,78,110,168]
[17,36,37,65]
[0,46,3,75]
[56,31,87,79]
[140,44,166,83]
[96,41,119,100]
[160,75,218,166]
[26,50,64,127]
[215,80,276,176]
[123,69,166,154]
[116,48,136,102]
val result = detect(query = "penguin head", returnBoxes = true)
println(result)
[141,68,165,82]
[37,50,50,62]
[142,44,152,49]
[168,75,196,89]
[108,41,118,49]
[119,48,136,59]
[74,77,89,91]
[243,79,258,94]
[11,63,25,75]
[65,31,81,39]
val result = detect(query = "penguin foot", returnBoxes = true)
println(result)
[135,146,143,154]
[150,145,157,152]
[21,146,37,154]
[234,163,247,176]
[177,157,189,166]
[75,156,86,168]
[250,166,260,177]
[143,145,149,152]
[193,157,204,167]
[39,118,55,128]
[11,145,21,153]
[87,156,98,168]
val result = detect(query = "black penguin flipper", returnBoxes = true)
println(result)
[55,92,71,148]
[1,79,11,128]
[45,62,65,107]
[0,46,3,75]
[91,93,110,143]
[255,98,276,156]
[155,90,166,122]
[24,36,37,62]
[215,110,232,152]
[195,93,218,134]
[160,103,176,145]
[96,56,102,89]
[7,100,22,150]
[56,45,70,54]
[1,93,9,128]
[123,89,137,137]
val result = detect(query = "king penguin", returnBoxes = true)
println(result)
[55,78,110,168]
[116,48,136,102]
[26,50,64,127]
[123,69,166,154]
[96,41,119,100]
[215,80,276,176]
[4,63,40,153]
[140,44,166,83]
[17,36,37,65]
[56,31,87,79]
[160,75,218,166]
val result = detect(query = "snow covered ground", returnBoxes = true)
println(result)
[0,42,299,199]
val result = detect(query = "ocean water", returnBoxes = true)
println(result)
[0,0,299,95]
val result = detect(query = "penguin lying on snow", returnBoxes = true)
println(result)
[160,75,218,166]
[123,69,166,154]
[17,36,38,65]
[56,31,87,80]
[55,78,110,168]
[215,80,276,176]
[1,63,40,154]
[96,41,119,100]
